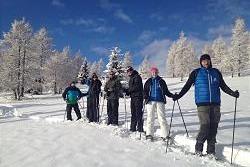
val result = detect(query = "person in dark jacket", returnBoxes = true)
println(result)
[173,54,239,155]
[126,66,144,132]
[144,67,174,141]
[86,73,102,122]
[62,81,83,121]
[104,71,122,125]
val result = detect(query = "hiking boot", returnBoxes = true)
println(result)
[146,135,153,141]
[194,151,203,157]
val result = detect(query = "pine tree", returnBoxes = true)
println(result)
[202,44,215,59]
[1,18,33,99]
[139,56,151,79]
[173,31,197,80]
[32,27,52,94]
[105,46,123,76]
[230,18,249,77]
[211,36,228,72]
[167,41,177,77]
[77,57,89,81]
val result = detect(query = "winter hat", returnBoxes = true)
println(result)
[71,81,76,85]
[126,66,134,72]
[200,54,212,67]
[150,67,159,73]
[92,73,98,78]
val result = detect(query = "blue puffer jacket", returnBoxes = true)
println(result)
[195,67,220,105]
[149,77,165,102]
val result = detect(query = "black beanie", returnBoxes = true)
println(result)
[200,54,212,67]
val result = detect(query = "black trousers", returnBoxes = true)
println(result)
[195,105,221,154]
[130,97,144,132]
[66,103,82,120]
[107,99,119,125]
[87,96,99,122]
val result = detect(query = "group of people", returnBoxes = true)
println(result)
[62,54,239,156]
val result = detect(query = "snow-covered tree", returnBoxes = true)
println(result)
[32,27,52,94]
[230,18,249,77]
[89,61,97,77]
[167,41,177,77]
[139,56,151,79]
[96,58,104,77]
[122,51,133,80]
[202,44,214,59]
[77,57,89,80]
[1,18,33,99]
[173,31,197,80]
[105,46,123,76]
[211,36,228,72]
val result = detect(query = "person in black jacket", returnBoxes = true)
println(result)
[173,54,239,155]
[126,66,144,132]
[86,73,102,122]
[104,71,122,125]
[144,67,174,141]
[62,81,83,121]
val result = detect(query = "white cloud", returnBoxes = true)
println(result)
[93,26,115,34]
[150,13,164,21]
[76,18,94,26]
[51,0,64,7]
[137,30,157,45]
[99,0,120,10]
[60,19,74,25]
[91,46,109,56]
[207,25,232,38]
[139,39,173,74]
[114,9,133,23]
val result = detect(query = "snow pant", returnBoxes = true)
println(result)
[87,96,99,122]
[107,99,119,125]
[195,105,221,154]
[130,96,144,132]
[66,103,82,121]
[146,101,169,138]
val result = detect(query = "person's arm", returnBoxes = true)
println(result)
[62,87,68,100]
[217,70,238,97]
[162,80,173,98]
[177,70,196,99]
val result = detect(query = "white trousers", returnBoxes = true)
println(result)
[146,101,169,137]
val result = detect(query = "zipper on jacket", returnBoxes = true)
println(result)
[207,70,212,103]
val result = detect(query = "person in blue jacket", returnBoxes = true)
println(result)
[173,54,239,156]
[62,81,84,121]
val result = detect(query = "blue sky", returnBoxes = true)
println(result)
[1,0,250,70]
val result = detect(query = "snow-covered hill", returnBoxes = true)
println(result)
[0,76,249,167]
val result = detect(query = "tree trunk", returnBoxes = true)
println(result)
[20,49,26,97]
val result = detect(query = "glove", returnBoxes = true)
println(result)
[172,93,179,101]
[233,90,239,98]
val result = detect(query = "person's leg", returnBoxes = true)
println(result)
[156,102,169,138]
[207,105,221,154]
[66,104,73,121]
[136,97,144,132]
[146,102,156,137]
[73,103,82,120]
[107,99,112,125]
[92,96,98,122]
[86,97,92,122]
[196,106,210,154]
[130,97,137,131]
[112,99,119,125]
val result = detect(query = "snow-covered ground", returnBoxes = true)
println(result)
[0,76,249,167]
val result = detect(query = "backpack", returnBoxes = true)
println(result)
[67,90,79,104]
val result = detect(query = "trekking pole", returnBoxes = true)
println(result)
[100,92,105,121]
[140,101,146,140]
[123,93,128,130]
[166,101,176,153]
[177,100,189,137]
[231,97,238,164]
[96,95,100,123]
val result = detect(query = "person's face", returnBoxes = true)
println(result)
[127,70,133,76]
[71,83,75,87]
[93,76,97,80]
[151,70,158,77]
[201,59,210,68]
[109,73,115,78]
